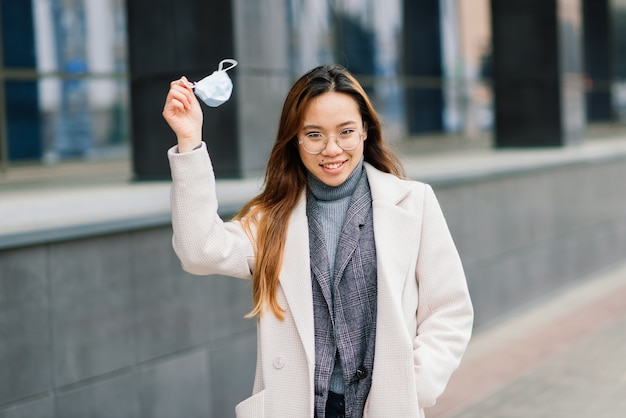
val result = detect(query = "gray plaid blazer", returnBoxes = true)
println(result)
[307,171,377,418]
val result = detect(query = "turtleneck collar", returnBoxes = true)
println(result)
[307,157,364,202]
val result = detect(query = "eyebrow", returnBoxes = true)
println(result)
[301,121,359,131]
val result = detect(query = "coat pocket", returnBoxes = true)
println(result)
[235,390,265,418]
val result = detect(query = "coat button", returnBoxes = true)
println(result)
[273,355,285,369]
[355,367,368,379]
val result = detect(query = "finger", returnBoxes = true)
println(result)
[169,98,188,114]
[180,76,194,89]
[168,86,194,110]
[169,77,193,96]
[171,76,193,92]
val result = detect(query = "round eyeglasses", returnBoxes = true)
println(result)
[298,128,366,155]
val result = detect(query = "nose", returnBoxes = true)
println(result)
[321,135,342,156]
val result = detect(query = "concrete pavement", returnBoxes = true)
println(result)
[427,260,626,418]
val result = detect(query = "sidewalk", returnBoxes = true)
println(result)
[428,260,626,418]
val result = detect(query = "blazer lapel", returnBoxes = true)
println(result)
[306,196,334,312]
[333,172,371,285]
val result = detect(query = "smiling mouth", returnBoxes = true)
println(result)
[322,161,345,169]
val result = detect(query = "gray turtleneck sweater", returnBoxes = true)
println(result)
[307,158,364,282]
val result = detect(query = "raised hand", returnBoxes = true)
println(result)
[162,76,203,153]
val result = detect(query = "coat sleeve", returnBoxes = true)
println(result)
[412,184,474,408]
[168,142,255,278]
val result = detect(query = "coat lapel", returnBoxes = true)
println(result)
[279,192,315,368]
[364,163,423,415]
[365,163,421,295]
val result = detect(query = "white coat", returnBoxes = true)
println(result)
[168,143,473,418]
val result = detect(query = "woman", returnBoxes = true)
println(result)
[163,64,473,418]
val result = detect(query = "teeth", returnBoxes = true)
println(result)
[323,162,342,169]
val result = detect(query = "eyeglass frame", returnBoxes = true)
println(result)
[297,124,367,155]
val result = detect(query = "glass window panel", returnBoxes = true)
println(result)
[1,0,128,166]
[288,0,406,141]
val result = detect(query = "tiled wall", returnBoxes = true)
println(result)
[434,157,626,329]
[0,228,256,417]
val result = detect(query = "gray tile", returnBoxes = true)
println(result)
[0,247,51,404]
[201,273,256,341]
[56,373,138,418]
[208,331,257,418]
[0,397,53,418]
[137,350,210,418]
[132,228,255,362]
[131,228,208,361]
[49,235,134,386]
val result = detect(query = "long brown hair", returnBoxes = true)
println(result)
[234,64,404,319]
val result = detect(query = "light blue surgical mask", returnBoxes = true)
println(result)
[193,59,238,107]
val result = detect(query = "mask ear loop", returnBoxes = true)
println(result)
[218,58,238,72]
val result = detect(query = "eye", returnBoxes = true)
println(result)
[339,128,356,137]
[305,132,324,141]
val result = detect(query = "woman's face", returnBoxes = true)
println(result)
[297,92,366,187]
